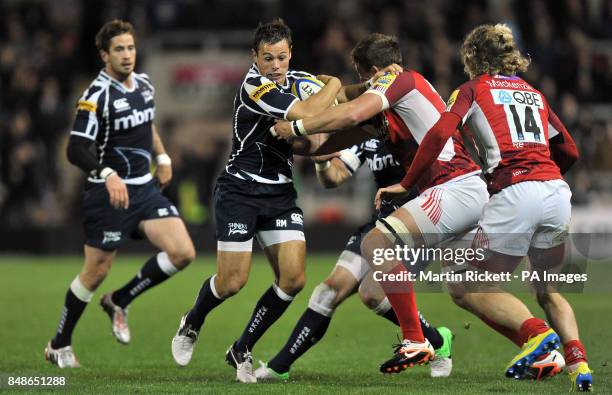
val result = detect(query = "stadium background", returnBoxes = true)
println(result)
[1,0,611,393]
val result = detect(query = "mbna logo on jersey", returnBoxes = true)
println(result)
[114,108,155,130]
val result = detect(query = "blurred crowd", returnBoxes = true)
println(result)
[0,0,610,229]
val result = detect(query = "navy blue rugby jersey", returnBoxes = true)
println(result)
[70,70,155,185]
[340,138,415,216]
[225,64,316,184]
[341,138,404,190]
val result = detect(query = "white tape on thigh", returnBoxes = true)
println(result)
[256,230,305,248]
[336,250,369,282]
[70,276,94,303]
[308,283,337,317]
[375,216,415,247]
[217,239,253,252]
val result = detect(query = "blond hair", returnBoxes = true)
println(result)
[460,24,530,79]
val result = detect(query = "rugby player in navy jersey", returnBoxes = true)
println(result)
[255,139,454,380]
[170,19,342,383]
[45,20,195,368]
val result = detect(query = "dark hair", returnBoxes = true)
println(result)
[252,18,292,52]
[351,33,402,71]
[95,19,135,52]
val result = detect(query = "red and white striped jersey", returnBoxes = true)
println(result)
[366,70,480,192]
[445,74,562,194]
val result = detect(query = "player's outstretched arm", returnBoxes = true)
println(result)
[272,92,384,139]
[337,63,403,103]
[151,124,172,188]
[292,126,373,156]
[286,76,342,120]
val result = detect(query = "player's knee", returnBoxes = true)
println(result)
[308,283,338,317]
[280,272,305,295]
[358,286,384,310]
[322,277,351,303]
[216,272,248,297]
[447,283,471,309]
[221,279,245,297]
[81,265,110,290]
[166,243,196,269]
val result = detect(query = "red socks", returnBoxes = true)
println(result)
[379,265,424,342]
[518,318,550,345]
[476,315,588,366]
[564,339,587,366]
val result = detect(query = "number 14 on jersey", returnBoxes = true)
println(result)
[492,89,545,146]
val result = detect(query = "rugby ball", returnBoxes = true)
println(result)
[291,76,324,100]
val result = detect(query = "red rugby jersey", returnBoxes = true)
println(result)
[445,74,563,193]
[366,70,480,192]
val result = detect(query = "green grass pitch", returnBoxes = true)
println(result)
[0,254,609,394]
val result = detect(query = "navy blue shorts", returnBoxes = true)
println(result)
[214,173,304,243]
[82,180,179,251]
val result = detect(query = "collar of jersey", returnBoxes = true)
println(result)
[99,69,138,93]
[251,63,290,90]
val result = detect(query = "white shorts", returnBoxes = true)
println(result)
[475,179,571,256]
[402,173,489,247]
[337,174,488,282]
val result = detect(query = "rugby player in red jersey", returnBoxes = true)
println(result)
[387,24,591,390]
[272,33,488,374]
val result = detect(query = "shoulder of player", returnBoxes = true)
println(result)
[372,70,416,92]
[286,69,316,80]
[241,66,275,91]
[78,74,112,107]
[240,71,284,105]
[133,72,155,90]
[451,79,479,99]
[443,80,477,111]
